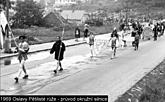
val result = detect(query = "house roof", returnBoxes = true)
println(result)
[60,10,88,20]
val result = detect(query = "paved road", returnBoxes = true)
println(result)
[1,34,165,102]
[34,36,165,101]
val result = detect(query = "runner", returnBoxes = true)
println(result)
[121,29,127,48]
[153,24,158,41]
[160,22,164,36]
[14,36,29,83]
[134,31,140,51]
[109,28,119,59]
[157,23,162,37]
[50,36,66,74]
[88,32,95,58]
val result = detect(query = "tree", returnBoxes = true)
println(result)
[0,0,13,10]
[39,0,46,8]
[12,0,44,28]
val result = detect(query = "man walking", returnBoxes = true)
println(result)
[50,36,66,74]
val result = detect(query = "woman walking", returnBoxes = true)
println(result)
[14,36,29,83]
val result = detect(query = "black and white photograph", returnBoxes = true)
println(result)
[0,0,165,102]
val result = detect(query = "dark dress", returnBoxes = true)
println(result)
[50,40,66,61]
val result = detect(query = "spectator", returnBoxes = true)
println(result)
[75,26,80,41]
[84,24,89,40]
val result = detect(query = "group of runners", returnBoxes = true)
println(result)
[14,20,165,83]
[14,35,66,83]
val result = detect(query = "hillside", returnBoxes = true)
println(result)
[70,0,165,19]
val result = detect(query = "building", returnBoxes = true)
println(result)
[43,11,67,27]
[40,0,90,7]
[60,10,89,24]
[54,0,77,6]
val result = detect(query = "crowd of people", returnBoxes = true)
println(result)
[153,22,165,41]
[14,19,165,83]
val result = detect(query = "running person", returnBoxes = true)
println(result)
[14,36,29,83]
[109,28,119,59]
[89,32,95,58]
[134,31,140,51]
[153,24,158,41]
[50,36,66,74]
[121,29,127,48]
[110,34,117,59]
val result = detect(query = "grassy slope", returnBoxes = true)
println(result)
[115,59,165,102]
[11,23,119,47]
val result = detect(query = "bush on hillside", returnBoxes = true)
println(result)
[53,24,74,31]
[85,19,103,26]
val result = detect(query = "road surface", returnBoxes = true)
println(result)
[1,35,165,102]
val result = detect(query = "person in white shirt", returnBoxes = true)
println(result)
[15,36,29,83]
[89,33,95,58]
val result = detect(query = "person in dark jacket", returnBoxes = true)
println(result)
[50,36,66,74]
[84,24,89,40]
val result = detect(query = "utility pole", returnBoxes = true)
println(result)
[4,0,12,53]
